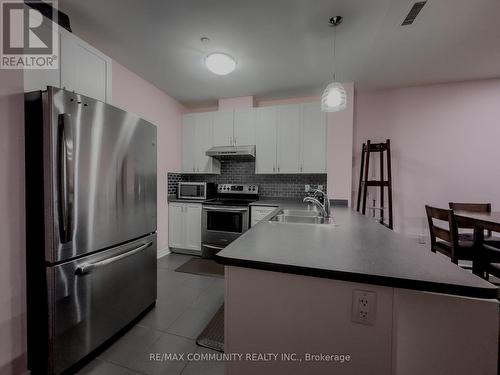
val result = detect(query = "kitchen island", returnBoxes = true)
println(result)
[216,204,499,375]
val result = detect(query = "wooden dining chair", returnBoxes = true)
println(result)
[425,205,474,265]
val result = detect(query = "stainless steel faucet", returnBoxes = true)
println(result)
[303,188,331,218]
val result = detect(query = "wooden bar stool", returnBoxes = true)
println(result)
[425,205,474,266]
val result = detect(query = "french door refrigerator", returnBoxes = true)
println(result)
[25,87,157,374]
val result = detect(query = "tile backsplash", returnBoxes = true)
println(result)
[168,159,327,198]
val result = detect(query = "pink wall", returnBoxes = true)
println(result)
[353,79,500,237]
[327,83,354,203]
[0,70,27,374]
[111,61,185,253]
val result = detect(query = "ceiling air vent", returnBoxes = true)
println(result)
[401,1,427,26]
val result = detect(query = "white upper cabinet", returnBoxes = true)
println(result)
[255,107,278,174]
[276,105,301,174]
[182,102,326,175]
[23,13,112,103]
[212,109,256,146]
[182,112,220,174]
[23,12,61,93]
[195,112,217,173]
[60,32,111,103]
[213,110,235,146]
[301,103,327,173]
[182,114,196,173]
[234,108,256,146]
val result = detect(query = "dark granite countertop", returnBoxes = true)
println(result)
[250,198,302,208]
[167,195,209,204]
[216,206,498,299]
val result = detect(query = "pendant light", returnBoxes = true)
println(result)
[321,16,347,112]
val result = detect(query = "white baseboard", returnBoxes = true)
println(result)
[157,247,171,259]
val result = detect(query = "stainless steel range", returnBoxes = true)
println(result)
[202,184,259,258]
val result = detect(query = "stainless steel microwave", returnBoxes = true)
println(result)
[177,182,216,200]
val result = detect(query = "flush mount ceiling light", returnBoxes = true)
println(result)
[205,53,236,75]
[321,16,347,112]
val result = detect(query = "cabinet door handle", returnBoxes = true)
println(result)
[273,166,275,172]
[234,136,237,145]
[278,166,280,172]
[300,165,303,172]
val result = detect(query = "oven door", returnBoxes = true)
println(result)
[202,205,249,246]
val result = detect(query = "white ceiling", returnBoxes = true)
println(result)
[58,0,500,107]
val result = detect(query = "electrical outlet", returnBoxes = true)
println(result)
[352,290,377,325]
[318,185,324,192]
[418,234,426,244]
[305,184,310,192]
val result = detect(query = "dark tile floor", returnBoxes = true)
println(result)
[78,253,225,375]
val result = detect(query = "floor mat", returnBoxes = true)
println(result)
[175,258,224,278]
[196,305,224,352]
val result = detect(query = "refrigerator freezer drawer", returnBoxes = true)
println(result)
[46,234,157,374]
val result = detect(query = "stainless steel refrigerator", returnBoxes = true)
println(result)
[25,87,157,374]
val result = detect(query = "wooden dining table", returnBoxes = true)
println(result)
[454,211,500,277]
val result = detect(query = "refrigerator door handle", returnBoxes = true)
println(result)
[58,113,74,243]
[75,241,153,275]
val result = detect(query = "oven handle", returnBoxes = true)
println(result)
[203,206,249,212]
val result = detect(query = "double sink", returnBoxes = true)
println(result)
[269,209,335,225]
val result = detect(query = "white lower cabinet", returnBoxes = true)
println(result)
[184,204,202,251]
[168,202,202,252]
[250,205,277,227]
[168,203,185,248]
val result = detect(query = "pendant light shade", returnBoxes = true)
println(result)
[321,82,347,112]
[322,16,346,113]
